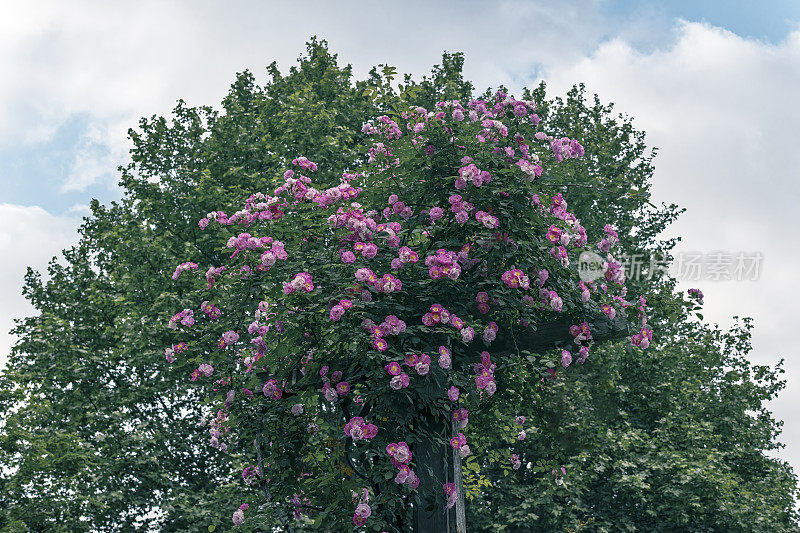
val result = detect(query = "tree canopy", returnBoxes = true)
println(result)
[1,39,797,532]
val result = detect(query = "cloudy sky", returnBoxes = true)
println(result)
[2,0,799,475]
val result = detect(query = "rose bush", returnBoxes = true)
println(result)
[165,91,650,530]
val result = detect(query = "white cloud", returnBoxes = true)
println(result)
[66,203,92,215]
[62,122,128,192]
[0,0,616,193]
[0,205,81,367]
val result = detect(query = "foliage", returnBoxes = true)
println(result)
[466,317,798,532]
[0,40,796,532]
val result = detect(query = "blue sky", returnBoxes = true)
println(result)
[1,0,799,490]
[1,114,119,214]
[602,0,800,44]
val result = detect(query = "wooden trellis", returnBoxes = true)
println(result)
[412,313,628,532]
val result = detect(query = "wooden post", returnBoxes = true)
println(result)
[412,411,451,532]
[452,420,467,533]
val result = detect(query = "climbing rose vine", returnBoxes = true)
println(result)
[164,91,650,529]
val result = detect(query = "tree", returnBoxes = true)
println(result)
[0,39,382,531]
[459,87,799,532]
[465,318,798,531]
[1,40,796,532]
